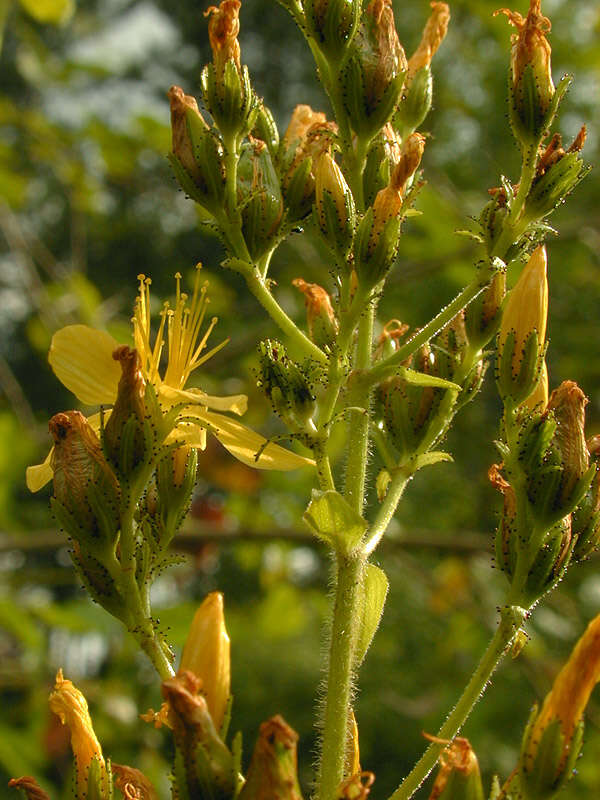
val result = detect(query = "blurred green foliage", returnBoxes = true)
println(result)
[0,0,599,797]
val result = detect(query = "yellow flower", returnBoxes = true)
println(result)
[180,591,231,730]
[49,669,106,799]
[27,267,313,491]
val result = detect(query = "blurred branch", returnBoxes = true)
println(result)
[0,353,37,429]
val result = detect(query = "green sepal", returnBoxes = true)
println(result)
[354,209,402,288]
[355,563,389,665]
[496,329,543,405]
[520,718,567,800]
[237,144,284,259]
[283,156,314,220]
[201,61,257,141]
[398,367,461,391]
[303,489,367,553]
[394,66,433,136]
[314,188,355,260]
[251,104,280,158]
[412,451,453,471]
[85,756,112,800]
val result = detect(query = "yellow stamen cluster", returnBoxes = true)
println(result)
[133,265,228,392]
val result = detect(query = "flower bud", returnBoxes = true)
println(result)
[163,671,237,798]
[524,126,590,220]
[314,152,356,261]
[519,614,600,798]
[151,445,198,549]
[180,592,231,732]
[237,138,284,259]
[464,269,506,350]
[103,345,147,475]
[478,189,510,256]
[494,0,554,148]
[238,716,303,800]
[49,411,120,547]
[341,0,407,137]
[354,134,425,286]
[395,3,449,135]
[496,245,548,405]
[377,344,447,463]
[167,86,225,212]
[427,736,484,800]
[362,123,402,205]
[281,108,336,220]
[257,340,316,431]
[292,278,339,349]
[49,670,108,800]
[304,0,360,59]
[201,1,257,140]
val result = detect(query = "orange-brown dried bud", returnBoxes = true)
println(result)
[407,2,450,77]
[374,320,409,360]
[112,764,159,800]
[238,716,303,800]
[7,777,51,800]
[282,105,329,153]
[168,86,209,181]
[545,380,589,508]
[390,133,426,195]
[49,411,120,541]
[427,736,484,800]
[364,0,407,106]
[292,278,339,349]
[204,0,241,74]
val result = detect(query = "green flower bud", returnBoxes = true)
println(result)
[257,340,316,431]
[524,127,590,221]
[362,123,401,206]
[292,278,339,350]
[103,346,147,476]
[464,269,506,350]
[494,0,555,149]
[237,139,284,260]
[341,0,407,137]
[314,152,356,261]
[304,0,360,59]
[479,190,510,256]
[238,716,303,800]
[147,445,198,549]
[167,86,225,213]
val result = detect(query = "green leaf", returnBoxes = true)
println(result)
[413,451,453,471]
[303,490,367,552]
[398,367,461,391]
[18,0,74,24]
[355,564,389,665]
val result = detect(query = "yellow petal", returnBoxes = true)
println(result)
[49,325,122,405]
[184,408,315,470]
[26,449,54,492]
[159,385,248,415]
[167,422,208,451]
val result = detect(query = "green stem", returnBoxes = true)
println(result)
[318,552,366,800]
[244,268,328,364]
[344,303,375,512]
[367,275,491,387]
[389,605,526,800]
[364,469,410,556]
[138,627,176,681]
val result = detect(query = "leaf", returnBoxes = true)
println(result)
[355,564,389,665]
[303,490,367,552]
[413,451,453,471]
[18,0,74,24]
[398,367,461,391]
